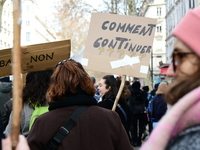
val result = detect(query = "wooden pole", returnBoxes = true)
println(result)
[22,73,26,87]
[11,0,22,149]
[112,75,126,111]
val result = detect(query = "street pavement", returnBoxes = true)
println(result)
[133,146,140,150]
[132,132,149,150]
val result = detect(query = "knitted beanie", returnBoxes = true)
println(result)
[172,7,200,57]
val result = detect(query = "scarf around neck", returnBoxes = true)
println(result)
[49,89,97,111]
[140,86,200,150]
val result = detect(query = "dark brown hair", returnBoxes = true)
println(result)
[23,70,53,107]
[46,59,95,104]
[103,75,130,101]
[165,58,200,105]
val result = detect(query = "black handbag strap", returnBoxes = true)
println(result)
[46,106,88,150]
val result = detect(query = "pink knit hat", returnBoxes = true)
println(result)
[172,7,200,57]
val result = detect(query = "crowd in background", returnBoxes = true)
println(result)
[0,71,168,149]
[0,6,200,150]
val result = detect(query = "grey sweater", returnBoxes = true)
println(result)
[4,102,34,137]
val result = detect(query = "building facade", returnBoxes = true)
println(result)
[0,0,57,49]
[0,0,12,48]
[165,0,200,64]
[139,0,166,85]
[197,0,200,6]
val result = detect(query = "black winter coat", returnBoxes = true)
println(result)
[97,99,132,141]
[128,89,148,114]
[1,100,12,130]
[152,94,167,122]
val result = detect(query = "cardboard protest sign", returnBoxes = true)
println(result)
[83,13,157,78]
[0,40,71,77]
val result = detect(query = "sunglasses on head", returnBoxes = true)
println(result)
[55,59,72,68]
[172,50,195,72]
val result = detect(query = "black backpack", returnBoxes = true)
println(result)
[128,91,146,114]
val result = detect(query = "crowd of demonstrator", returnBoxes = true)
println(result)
[0,6,200,150]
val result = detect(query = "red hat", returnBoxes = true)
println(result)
[172,7,200,57]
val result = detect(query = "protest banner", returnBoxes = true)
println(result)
[83,13,157,78]
[0,40,71,77]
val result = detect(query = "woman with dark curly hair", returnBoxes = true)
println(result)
[97,75,132,143]
[4,70,53,137]
[27,59,133,150]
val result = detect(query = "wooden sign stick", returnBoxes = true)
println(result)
[112,75,126,111]
[11,0,22,149]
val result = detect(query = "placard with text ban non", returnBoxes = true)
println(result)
[0,40,71,77]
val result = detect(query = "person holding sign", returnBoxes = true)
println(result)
[140,6,200,150]
[2,135,30,150]
[27,59,133,150]
[97,75,132,143]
